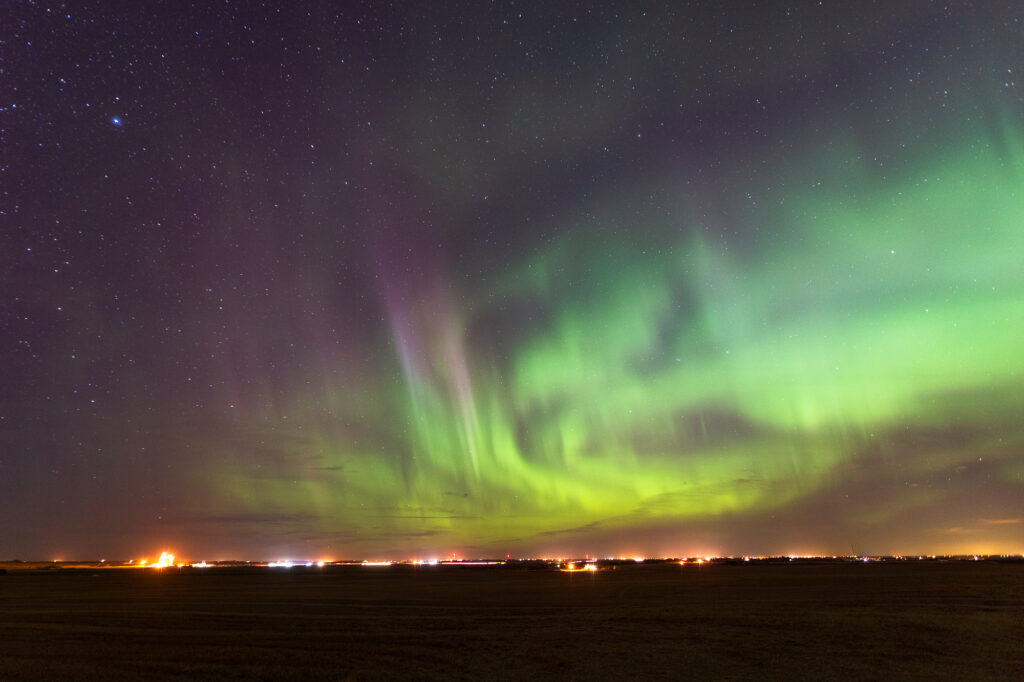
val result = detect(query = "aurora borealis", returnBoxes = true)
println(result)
[3,2,1022,560]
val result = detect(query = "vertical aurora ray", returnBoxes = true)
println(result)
[381,257,486,484]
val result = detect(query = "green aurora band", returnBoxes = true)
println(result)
[202,112,1024,558]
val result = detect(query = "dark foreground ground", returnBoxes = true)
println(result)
[1,562,1022,680]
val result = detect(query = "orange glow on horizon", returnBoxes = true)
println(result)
[152,552,175,568]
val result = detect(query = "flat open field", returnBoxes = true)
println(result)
[1,562,1022,679]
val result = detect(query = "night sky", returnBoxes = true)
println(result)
[3,2,1023,561]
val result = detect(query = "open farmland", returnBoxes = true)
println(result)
[1,562,1022,680]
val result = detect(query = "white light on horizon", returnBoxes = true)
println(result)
[152,552,175,569]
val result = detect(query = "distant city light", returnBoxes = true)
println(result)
[152,552,175,568]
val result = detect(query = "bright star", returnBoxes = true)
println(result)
[111,117,122,126]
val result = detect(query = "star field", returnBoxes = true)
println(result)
[2,1,1022,560]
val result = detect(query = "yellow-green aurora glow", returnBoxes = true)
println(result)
[202,117,1024,558]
